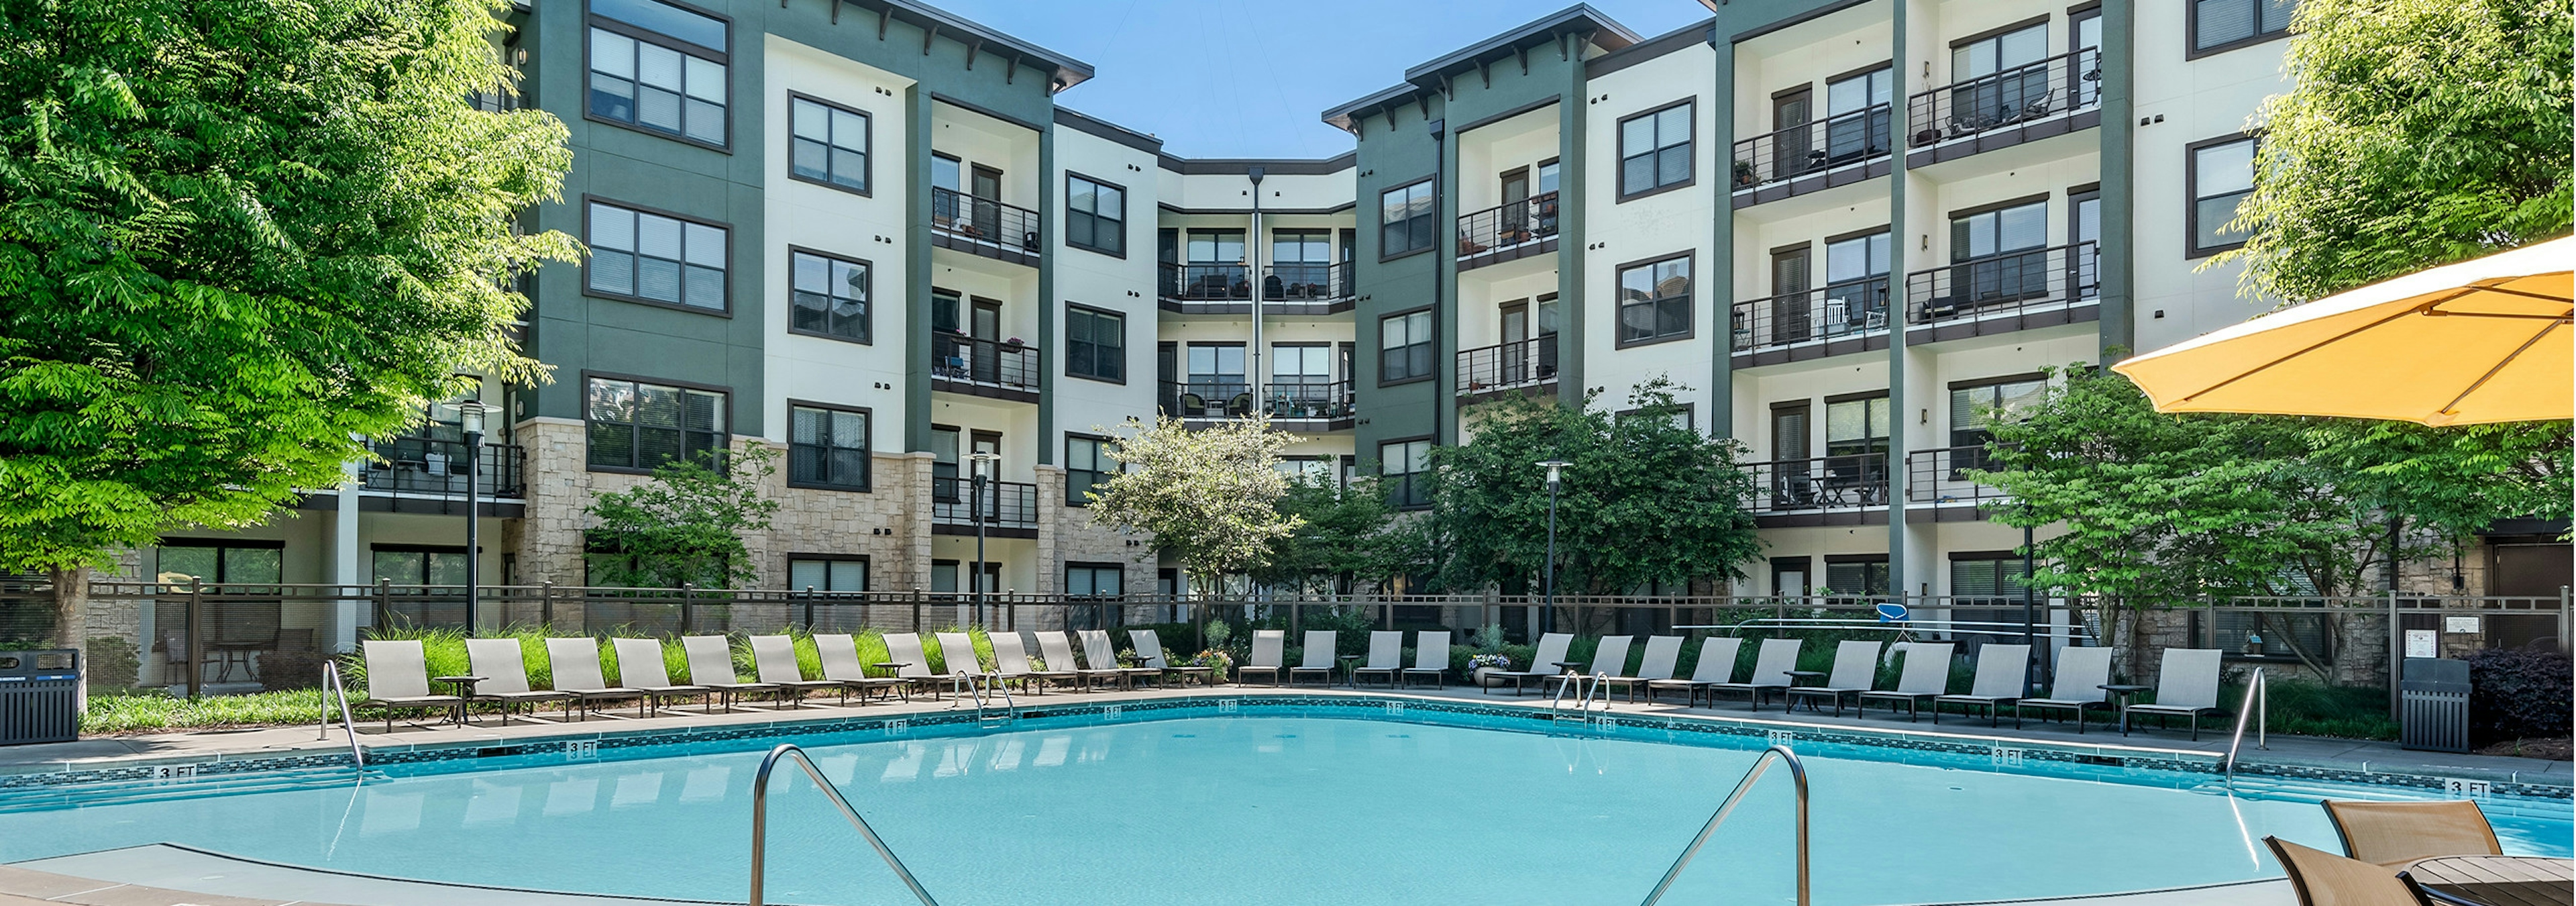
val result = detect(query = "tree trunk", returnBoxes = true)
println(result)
[47,566,89,714]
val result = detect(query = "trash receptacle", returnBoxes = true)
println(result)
[2400,656,2471,753]
[0,648,80,746]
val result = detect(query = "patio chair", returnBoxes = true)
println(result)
[1601,636,1683,703]
[682,635,777,713]
[1858,642,1955,721]
[1131,629,1214,687]
[1932,644,2029,726]
[463,638,570,726]
[1350,631,1405,688]
[882,632,943,699]
[545,637,648,720]
[1548,636,1633,698]
[2320,800,2501,868]
[1646,637,1741,707]
[1400,632,1450,688]
[749,635,841,709]
[936,632,998,698]
[1705,638,1803,711]
[2124,648,2224,739]
[810,633,906,705]
[1287,630,1338,686]
[996,632,1077,693]
[355,640,462,731]
[2015,645,2113,732]
[2263,836,2420,906]
[1081,630,1161,689]
[1485,632,1573,696]
[1785,640,1883,717]
[1240,630,1287,686]
[612,637,710,714]
[1032,631,1114,691]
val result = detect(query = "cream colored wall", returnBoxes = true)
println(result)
[1583,44,1721,424]
[1735,199,1893,301]
[929,101,1041,209]
[1735,8,1889,138]
[1454,266,1558,352]
[1456,105,1559,215]
[1051,128,1159,455]
[2131,7,2293,354]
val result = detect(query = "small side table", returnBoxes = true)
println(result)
[2099,684,2151,735]
[1338,654,1364,689]
[431,675,485,726]
[1784,670,1828,712]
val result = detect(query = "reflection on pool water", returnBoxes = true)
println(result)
[5,712,2569,905]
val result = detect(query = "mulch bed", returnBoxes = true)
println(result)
[2475,737,2573,761]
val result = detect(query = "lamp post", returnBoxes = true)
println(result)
[1538,459,1572,636]
[967,451,1001,627]
[457,399,490,635]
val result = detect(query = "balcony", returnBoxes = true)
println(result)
[1156,262,1350,315]
[1160,379,1354,428]
[1456,191,1558,270]
[930,187,1041,268]
[1906,48,2102,168]
[362,434,526,499]
[931,478,1037,537]
[1729,278,1891,364]
[1902,241,2098,342]
[1455,335,1558,398]
[930,332,1040,403]
[1905,444,2012,519]
[1746,454,1888,525]
[1264,262,1352,313]
[1730,104,1894,207]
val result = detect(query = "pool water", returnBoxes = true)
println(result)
[5,713,2569,905]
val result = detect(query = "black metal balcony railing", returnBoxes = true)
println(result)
[1731,103,1894,191]
[1159,379,1355,423]
[1745,454,1890,515]
[1906,444,2014,509]
[1263,262,1350,302]
[1264,379,1353,421]
[1729,278,1892,353]
[930,332,1039,393]
[1456,191,1558,258]
[1904,240,2098,327]
[930,478,1038,530]
[1160,262,1249,301]
[930,187,1040,252]
[1159,380,1252,419]
[1455,334,1558,395]
[1908,48,2102,146]
[363,435,526,498]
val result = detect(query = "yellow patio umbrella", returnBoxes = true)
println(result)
[2114,236,2572,425]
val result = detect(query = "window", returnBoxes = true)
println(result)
[2193,0,2296,56]
[788,95,868,193]
[588,201,727,311]
[1823,68,1892,164]
[1824,558,1890,597]
[1067,563,1124,599]
[1275,456,1334,486]
[787,404,868,491]
[1187,229,1243,264]
[788,556,867,592]
[1617,101,1694,197]
[370,546,468,587]
[1825,395,1890,458]
[1067,436,1112,505]
[586,376,726,470]
[1065,306,1126,383]
[2190,135,2259,256]
[788,249,868,342]
[930,425,959,502]
[586,0,728,146]
[1949,377,2048,468]
[1616,254,1693,346]
[1381,439,1432,509]
[156,540,283,585]
[1823,230,1891,332]
[1951,555,2031,601]
[1065,174,1125,256]
[1949,199,2050,303]
[1379,179,1435,256]
[1379,310,1433,383]
[932,558,1000,595]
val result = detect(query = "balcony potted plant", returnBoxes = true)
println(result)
[1732,159,1756,189]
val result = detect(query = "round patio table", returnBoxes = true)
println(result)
[2401,854,2575,906]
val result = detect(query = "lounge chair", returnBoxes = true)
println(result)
[1400,632,1450,688]
[2263,836,2419,906]
[936,632,999,697]
[1240,630,1287,685]
[1082,630,1161,689]
[1548,636,1633,698]
[1646,637,1741,707]
[2321,800,2502,868]
[1040,631,1122,691]
[2124,648,2224,739]
[750,635,842,708]
[1288,630,1338,686]
[464,638,570,725]
[1932,644,2028,726]
[811,633,907,704]
[612,637,710,713]
[2015,645,2113,732]
[1131,629,1214,687]
[1786,640,1882,717]
[882,632,943,699]
[1485,632,1573,696]
[996,632,1077,693]
[1601,636,1681,703]
[1858,642,1955,721]
[355,639,462,731]
[1705,638,1802,711]
[1350,631,1405,688]
[682,635,778,712]
[545,637,648,719]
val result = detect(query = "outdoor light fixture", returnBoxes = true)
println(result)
[966,451,1002,625]
[1538,460,1572,635]
[455,398,492,634]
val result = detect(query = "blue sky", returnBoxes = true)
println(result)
[929,0,1711,159]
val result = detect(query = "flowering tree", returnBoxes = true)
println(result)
[1087,416,1301,594]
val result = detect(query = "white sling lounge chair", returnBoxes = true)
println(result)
[881,632,943,699]
[2125,648,2225,739]
[1130,629,1213,687]
[1401,631,1450,689]
[1549,636,1633,697]
[1081,630,1161,689]
[1601,635,1682,702]
[1485,632,1573,696]
[1857,642,1954,721]
[1350,631,1405,688]
[682,635,777,712]
[2015,646,2114,732]
[356,639,461,731]
[1239,630,1287,685]
[750,635,841,708]
[811,633,906,704]
[1705,638,1802,711]
[464,638,570,725]
[612,637,710,714]
[995,632,1076,693]
[1785,640,1882,716]
[1932,644,2028,726]
[1646,637,1741,707]
[936,632,998,698]
[1288,630,1338,686]
[547,637,648,719]
[1040,631,1122,691]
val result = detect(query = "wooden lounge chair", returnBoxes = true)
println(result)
[464,638,570,725]
[545,637,648,719]
[1350,631,1405,688]
[810,633,906,704]
[355,640,461,731]
[1705,638,1801,711]
[1858,642,1955,721]
[2016,645,2113,732]
[611,637,710,714]
[1130,629,1214,687]
[2263,836,2419,906]
[1646,637,1741,707]
[1485,632,1573,696]
[1601,636,1682,703]
[1401,632,1450,688]
[1081,630,1161,689]
[2125,648,2225,739]
[1933,644,2027,726]
[1240,630,1287,686]
[749,635,841,708]
[682,635,777,712]
[996,632,1077,693]
[2321,800,2502,868]
[882,632,944,699]
[1786,640,1882,716]
[1287,630,1338,686]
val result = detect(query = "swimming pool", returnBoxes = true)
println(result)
[6,703,2569,905]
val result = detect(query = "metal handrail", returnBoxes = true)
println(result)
[749,744,938,906]
[315,660,365,769]
[2221,667,2269,779]
[1640,745,1811,906]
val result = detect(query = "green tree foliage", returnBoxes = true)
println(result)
[0,0,578,576]
[1421,380,1761,597]
[1087,416,1301,593]
[584,446,780,589]
[2217,0,2572,301]
[1253,474,1398,593]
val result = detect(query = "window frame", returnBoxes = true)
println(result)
[156,538,287,585]
[2186,0,2298,60]
[1377,436,1435,511]
[2186,132,2261,258]
[581,371,731,474]
[1377,306,1436,387]
[784,91,871,197]
[582,0,733,151]
[1613,250,1697,348]
[1945,372,2049,449]
[1377,177,1437,260]
[1063,172,1128,258]
[784,399,872,493]
[582,196,733,315]
[1065,433,1114,507]
[1615,97,1698,201]
[1065,562,1126,599]
[783,245,871,346]
[1063,303,1128,385]
[785,553,870,592]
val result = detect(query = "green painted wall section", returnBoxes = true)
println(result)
[2098,0,2137,362]
[1350,98,1447,464]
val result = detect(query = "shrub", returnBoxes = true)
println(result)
[2466,647,2573,745]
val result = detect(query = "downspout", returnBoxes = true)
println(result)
[1884,0,1912,601]
[1430,115,1450,445]
[1250,167,1266,411]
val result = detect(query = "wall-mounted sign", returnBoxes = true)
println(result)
[2405,629,2439,659]
[2444,615,2483,634]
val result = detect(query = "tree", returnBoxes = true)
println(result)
[1423,379,1762,599]
[584,446,780,589]
[1087,416,1301,594]
[0,0,577,644]
[1253,474,1399,594]
[2216,0,2571,302]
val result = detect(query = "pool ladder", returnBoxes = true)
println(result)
[1548,670,1609,726]
[1640,744,1811,906]
[963,671,1016,725]
[314,661,366,770]
[2220,666,2270,782]
[749,743,940,906]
